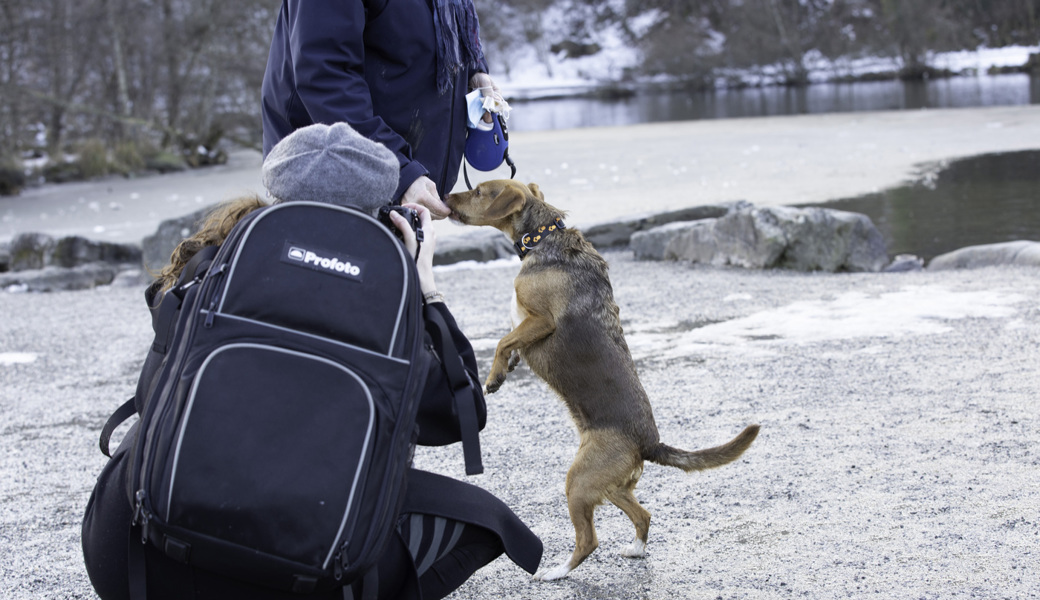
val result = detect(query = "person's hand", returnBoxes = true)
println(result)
[389,203,438,297]
[469,73,510,124]
[402,176,450,220]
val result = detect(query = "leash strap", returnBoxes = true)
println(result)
[462,150,516,191]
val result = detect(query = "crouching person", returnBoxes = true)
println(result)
[82,122,541,600]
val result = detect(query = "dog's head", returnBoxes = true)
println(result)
[446,180,546,233]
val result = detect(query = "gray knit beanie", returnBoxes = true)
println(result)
[262,122,399,213]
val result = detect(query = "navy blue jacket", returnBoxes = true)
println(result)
[261,0,488,201]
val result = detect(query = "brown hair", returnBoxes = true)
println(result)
[155,194,268,292]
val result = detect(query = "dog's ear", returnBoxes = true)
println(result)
[527,183,545,200]
[486,185,526,220]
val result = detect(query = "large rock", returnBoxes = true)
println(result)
[927,240,1040,270]
[433,229,515,265]
[6,232,141,271]
[141,204,220,273]
[0,263,124,292]
[8,233,56,271]
[582,204,733,249]
[631,202,888,272]
[50,235,141,268]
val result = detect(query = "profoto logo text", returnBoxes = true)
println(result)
[282,241,365,281]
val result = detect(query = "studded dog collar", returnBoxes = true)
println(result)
[514,217,566,259]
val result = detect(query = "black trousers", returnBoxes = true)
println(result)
[82,447,540,600]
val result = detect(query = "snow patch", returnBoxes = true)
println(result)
[628,286,1024,360]
[0,352,38,365]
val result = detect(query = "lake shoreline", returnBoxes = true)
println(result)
[3,105,1040,249]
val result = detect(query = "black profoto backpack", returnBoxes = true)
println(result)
[99,201,478,595]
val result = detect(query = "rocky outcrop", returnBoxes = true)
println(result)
[0,232,144,292]
[433,229,516,265]
[927,240,1040,270]
[6,232,141,271]
[631,202,888,272]
[883,254,925,272]
[8,204,1036,293]
[141,205,219,274]
[0,263,149,292]
[582,204,733,249]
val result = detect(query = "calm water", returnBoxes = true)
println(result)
[508,73,1040,132]
[509,75,1040,261]
[799,150,1040,262]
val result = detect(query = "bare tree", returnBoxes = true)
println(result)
[0,0,32,155]
[33,0,106,154]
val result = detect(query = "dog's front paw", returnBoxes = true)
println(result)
[484,372,506,394]
[533,561,572,581]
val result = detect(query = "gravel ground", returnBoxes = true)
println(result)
[2,251,1038,599]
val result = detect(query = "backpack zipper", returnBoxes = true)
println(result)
[133,489,153,544]
[202,263,228,328]
[136,257,230,521]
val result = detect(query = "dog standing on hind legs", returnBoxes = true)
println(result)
[446,180,760,581]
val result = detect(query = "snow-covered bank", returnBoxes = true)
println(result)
[497,43,1040,99]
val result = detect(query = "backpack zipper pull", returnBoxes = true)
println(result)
[133,489,152,544]
[204,297,219,328]
[334,550,344,580]
[202,264,228,328]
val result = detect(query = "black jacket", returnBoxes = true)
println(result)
[261,0,488,200]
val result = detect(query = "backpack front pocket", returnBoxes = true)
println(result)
[164,343,376,569]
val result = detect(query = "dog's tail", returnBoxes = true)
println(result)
[646,424,760,472]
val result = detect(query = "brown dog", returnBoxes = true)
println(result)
[446,180,760,581]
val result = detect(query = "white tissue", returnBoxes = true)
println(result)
[466,88,512,130]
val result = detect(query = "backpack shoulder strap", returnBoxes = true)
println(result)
[99,245,221,458]
[151,244,219,353]
[424,303,483,475]
[99,397,136,458]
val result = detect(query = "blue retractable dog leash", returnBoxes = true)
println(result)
[463,112,516,189]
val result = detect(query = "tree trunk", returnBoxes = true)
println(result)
[105,0,132,140]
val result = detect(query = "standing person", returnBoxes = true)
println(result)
[261,0,506,218]
[82,123,541,600]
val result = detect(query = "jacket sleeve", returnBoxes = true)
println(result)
[415,302,487,447]
[283,2,428,199]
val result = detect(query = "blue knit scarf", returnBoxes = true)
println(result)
[432,0,486,94]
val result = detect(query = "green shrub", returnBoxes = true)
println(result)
[76,139,110,178]
[42,160,83,184]
[113,140,147,174]
[144,150,187,173]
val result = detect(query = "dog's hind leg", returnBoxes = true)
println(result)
[535,432,637,581]
[534,473,600,580]
[606,477,651,558]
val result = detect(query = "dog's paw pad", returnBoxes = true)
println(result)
[621,539,646,558]
[533,563,572,581]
